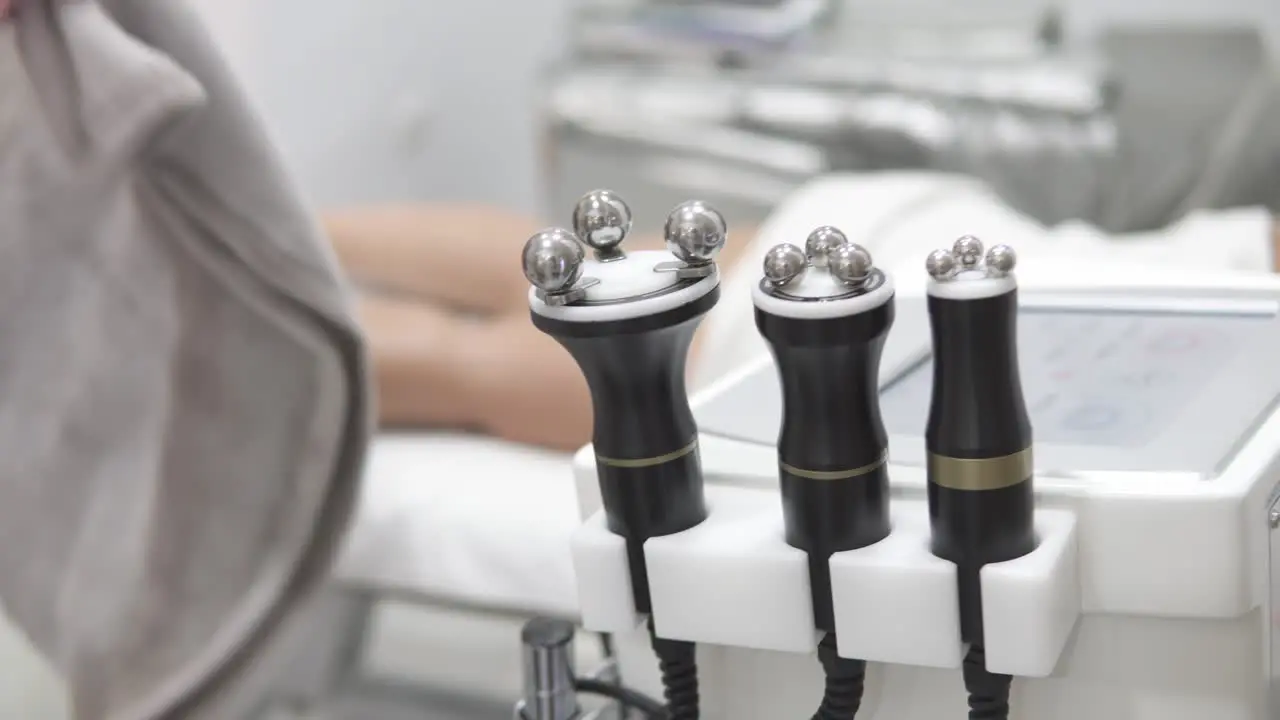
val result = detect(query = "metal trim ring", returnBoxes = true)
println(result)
[574,277,704,307]
[760,268,886,302]
[780,450,889,481]
[927,448,1034,491]
[596,438,699,469]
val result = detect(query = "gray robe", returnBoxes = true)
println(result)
[0,0,371,717]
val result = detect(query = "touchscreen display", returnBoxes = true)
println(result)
[878,309,1266,448]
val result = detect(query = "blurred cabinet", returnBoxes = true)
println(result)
[541,2,1118,233]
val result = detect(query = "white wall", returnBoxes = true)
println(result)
[190,0,573,213]
[186,0,1277,215]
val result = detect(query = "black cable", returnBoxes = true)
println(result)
[811,633,867,720]
[599,632,616,661]
[962,644,1013,720]
[574,678,669,719]
[648,618,700,720]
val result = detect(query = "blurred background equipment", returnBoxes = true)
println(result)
[184,0,1280,227]
[546,0,1280,237]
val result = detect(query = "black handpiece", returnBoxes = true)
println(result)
[924,236,1036,720]
[523,191,727,720]
[752,228,894,720]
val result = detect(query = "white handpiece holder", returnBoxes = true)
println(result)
[571,270,1280,719]
[571,484,1080,677]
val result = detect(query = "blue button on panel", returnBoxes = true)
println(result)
[1063,404,1122,432]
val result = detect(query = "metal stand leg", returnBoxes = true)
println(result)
[516,618,581,720]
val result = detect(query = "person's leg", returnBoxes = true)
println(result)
[360,295,593,451]
[326,205,544,315]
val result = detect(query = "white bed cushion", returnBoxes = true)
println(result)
[333,432,583,618]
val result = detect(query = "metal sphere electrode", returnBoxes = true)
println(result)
[664,200,727,266]
[926,249,959,281]
[985,244,1018,277]
[805,226,848,269]
[953,235,985,269]
[763,243,808,287]
[828,243,874,287]
[573,189,633,260]
[522,228,585,293]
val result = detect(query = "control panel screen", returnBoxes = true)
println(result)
[878,309,1266,448]
[695,296,1280,475]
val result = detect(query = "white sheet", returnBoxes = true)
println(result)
[334,432,582,618]
[336,172,1275,616]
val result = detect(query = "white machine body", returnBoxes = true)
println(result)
[571,270,1280,719]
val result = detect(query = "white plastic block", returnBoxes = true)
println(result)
[829,505,965,669]
[571,484,1081,676]
[571,512,642,634]
[646,486,820,653]
[981,509,1081,677]
[572,445,603,521]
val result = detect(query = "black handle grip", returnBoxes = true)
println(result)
[757,303,894,474]
[925,291,1031,458]
[925,289,1036,644]
[755,299,895,631]
[532,287,718,612]
[557,320,708,539]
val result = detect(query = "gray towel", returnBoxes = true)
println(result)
[1,1,371,718]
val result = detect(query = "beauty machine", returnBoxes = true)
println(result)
[519,191,1280,720]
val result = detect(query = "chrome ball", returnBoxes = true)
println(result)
[664,200,727,264]
[985,244,1017,276]
[925,249,959,280]
[952,235,984,269]
[572,189,632,253]
[829,243,874,286]
[804,226,848,269]
[762,243,808,287]
[521,227,585,293]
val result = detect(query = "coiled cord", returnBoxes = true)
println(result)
[648,618,700,720]
[962,644,1013,720]
[812,633,867,720]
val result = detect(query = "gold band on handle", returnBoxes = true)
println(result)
[596,438,699,469]
[780,450,888,481]
[927,448,1033,491]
